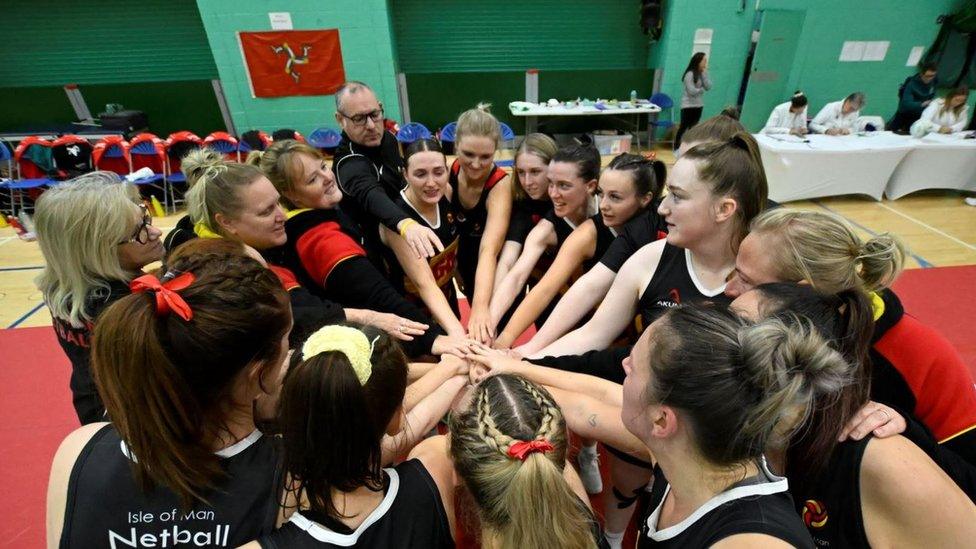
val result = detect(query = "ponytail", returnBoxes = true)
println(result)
[183,148,264,234]
[451,375,596,549]
[858,234,906,293]
[277,324,408,523]
[752,283,873,472]
[683,131,768,251]
[645,306,851,467]
[735,314,852,452]
[607,153,666,201]
[91,245,290,509]
[456,103,502,148]
[750,209,906,295]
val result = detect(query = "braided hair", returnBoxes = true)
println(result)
[450,374,597,549]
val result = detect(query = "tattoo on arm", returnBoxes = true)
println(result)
[588,414,597,427]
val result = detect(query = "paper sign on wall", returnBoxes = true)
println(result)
[839,41,866,62]
[694,28,713,44]
[269,12,293,30]
[862,41,889,62]
[906,46,925,67]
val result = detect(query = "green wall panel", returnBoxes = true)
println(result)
[392,0,651,72]
[0,82,225,138]
[0,0,217,86]
[197,0,401,137]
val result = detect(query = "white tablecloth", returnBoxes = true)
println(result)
[885,133,976,199]
[756,132,915,202]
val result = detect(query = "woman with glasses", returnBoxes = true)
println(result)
[490,153,664,350]
[332,81,445,265]
[35,171,164,424]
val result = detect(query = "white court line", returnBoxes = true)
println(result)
[875,202,976,252]
[0,236,15,246]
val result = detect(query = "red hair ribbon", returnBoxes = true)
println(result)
[506,439,554,461]
[130,272,196,321]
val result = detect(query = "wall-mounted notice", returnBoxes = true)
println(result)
[839,41,866,62]
[906,46,924,67]
[694,28,714,44]
[269,12,293,30]
[862,41,889,61]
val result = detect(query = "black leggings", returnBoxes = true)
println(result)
[674,106,704,148]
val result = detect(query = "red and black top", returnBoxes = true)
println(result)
[448,160,508,295]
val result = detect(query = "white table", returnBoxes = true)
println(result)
[885,132,976,199]
[509,102,662,148]
[755,132,915,202]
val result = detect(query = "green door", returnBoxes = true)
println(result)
[741,10,806,132]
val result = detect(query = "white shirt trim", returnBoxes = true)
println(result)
[684,248,727,297]
[646,456,788,541]
[286,468,401,546]
[400,189,440,229]
[120,430,263,462]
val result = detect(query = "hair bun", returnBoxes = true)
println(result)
[476,102,493,113]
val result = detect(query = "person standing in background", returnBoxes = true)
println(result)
[674,52,711,149]
[890,62,938,134]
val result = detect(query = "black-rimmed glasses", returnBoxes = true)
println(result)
[338,106,384,127]
[120,204,153,245]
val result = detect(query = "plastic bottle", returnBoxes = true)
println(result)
[630,90,638,104]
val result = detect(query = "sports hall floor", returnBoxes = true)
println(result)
[1,147,974,547]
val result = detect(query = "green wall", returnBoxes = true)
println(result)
[650,0,970,132]
[0,0,221,136]
[196,0,401,137]
[393,0,654,134]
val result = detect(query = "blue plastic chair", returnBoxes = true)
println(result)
[3,139,54,215]
[438,122,457,144]
[129,140,165,184]
[308,127,343,152]
[396,122,432,145]
[649,92,675,147]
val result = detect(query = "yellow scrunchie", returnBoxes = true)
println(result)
[193,222,222,239]
[301,325,377,385]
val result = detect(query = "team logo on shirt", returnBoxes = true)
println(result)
[654,288,682,310]
[802,499,828,529]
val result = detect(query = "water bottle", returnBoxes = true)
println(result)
[630,90,637,104]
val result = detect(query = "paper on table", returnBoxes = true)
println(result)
[694,28,713,44]
[906,46,924,67]
[863,41,889,62]
[840,41,865,62]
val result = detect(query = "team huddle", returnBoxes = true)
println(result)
[38,81,976,548]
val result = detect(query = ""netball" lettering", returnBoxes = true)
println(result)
[108,524,230,547]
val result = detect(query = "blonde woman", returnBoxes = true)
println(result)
[247,141,476,357]
[411,374,606,549]
[449,104,513,343]
[35,172,163,424]
[910,87,970,136]
[726,208,976,468]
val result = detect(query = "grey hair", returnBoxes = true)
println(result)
[35,172,142,327]
[335,81,374,111]
[845,92,866,109]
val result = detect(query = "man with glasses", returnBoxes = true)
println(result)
[333,81,444,263]
[890,62,938,134]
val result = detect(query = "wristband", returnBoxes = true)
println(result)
[399,219,419,237]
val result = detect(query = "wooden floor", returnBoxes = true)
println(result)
[2,147,975,328]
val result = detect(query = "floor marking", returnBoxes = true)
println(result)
[811,200,934,268]
[874,201,976,252]
[7,301,45,329]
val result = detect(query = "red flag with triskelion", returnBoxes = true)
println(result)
[239,30,345,98]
